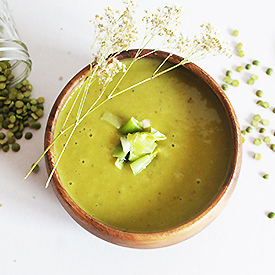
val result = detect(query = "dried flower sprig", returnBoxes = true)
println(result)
[24,1,231,187]
[91,0,138,86]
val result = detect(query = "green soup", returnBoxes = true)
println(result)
[54,58,232,233]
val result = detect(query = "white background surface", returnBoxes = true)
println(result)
[1,0,275,274]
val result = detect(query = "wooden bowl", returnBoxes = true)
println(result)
[45,49,242,249]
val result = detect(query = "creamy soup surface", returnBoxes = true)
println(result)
[54,58,232,233]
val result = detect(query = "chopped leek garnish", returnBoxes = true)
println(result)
[141,119,151,129]
[127,132,157,161]
[101,112,122,129]
[109,114,166,175]
[119,117,143,134]
[150,128,167,141]
[120,136,131,154]
[130,149,159,175]
[112,144,127,158]
[115,158,124,170]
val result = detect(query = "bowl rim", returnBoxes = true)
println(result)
[45,49,242,248]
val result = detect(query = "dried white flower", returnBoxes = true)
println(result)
[90,3,231,87]
[96,57,126,87]
[142,5,182,47]
[175,23,232,61]
[91,0,138,85]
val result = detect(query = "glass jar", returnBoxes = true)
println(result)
[0,0,32,85]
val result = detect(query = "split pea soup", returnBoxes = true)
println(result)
[53,58,233,233]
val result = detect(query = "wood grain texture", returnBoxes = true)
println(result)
[44,49,242,249]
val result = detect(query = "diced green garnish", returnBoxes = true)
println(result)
[127,132,157,161]
[150,128,167,141]
[115,158,124,170]
[101,111,122,129]
[119,117,143,134]
[141,119,151,129]
[120,136,131,154]
[113,144,127,158]
[112,116,166,174]
[130,149,159,175]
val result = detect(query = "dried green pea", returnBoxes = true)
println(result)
[1,89,8,97]
[26,84,33,91]
[237,50,244,57]
[246,126,253,133]
[236,66,244,72]
[251,120,259,127]
[11,126,19,133]
[266,68,273,75]
[31,113,39,120]
[33,121,41,129]
[11,143,20,152]
[30,105,37,112]
[254,153,261,160]
[256,90,263,97]
[4,98,11,105]
[225,70,232,76]
[253,114,261,121]
[262,102,269,109]
[32,163,40,173]
[236,43,243,50]
[0,83,6,90]
[4,68,12,76]
[247,78,255,85]
[15,101,24,108]
[0,75,7,82]
[6,131,14,138]
[9,115,16,124]
[37,103,44,110]
[251,74,258,80]
[221,84,228,90]
[35,109,44,118]
[30,98,37,105]
[8,91,16,100]
[224,76,232,84]
[24,132,33,140]
[14,131,23,139]
[262,119,270,126]
[268,212,275,219]
[16,93,24,100]
[264,137,271,144]
[232,80,239,87]
[252,60,260,66]
[2,144,9,152]
[232,30,239,36]
[37,97,44,104]
[7,137,15,144]
[254,138,262,146]
[23,91,31,98]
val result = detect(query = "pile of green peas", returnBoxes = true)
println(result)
[0,61,44,153]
